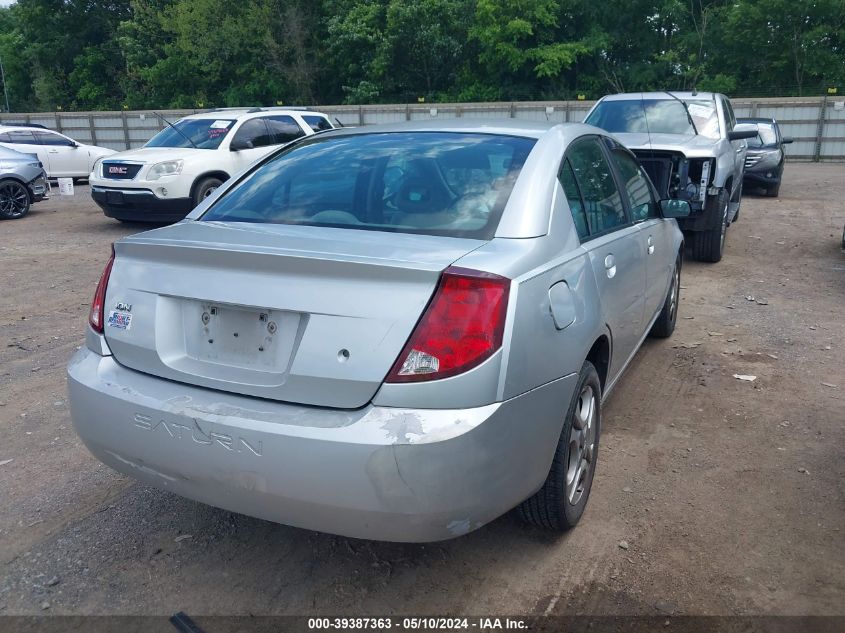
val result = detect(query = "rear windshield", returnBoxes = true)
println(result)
[145,118,236,149]
[201,132,536,239]
[586,98,721,140]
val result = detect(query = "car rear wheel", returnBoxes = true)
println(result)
[192,177,223,207]
[650,256,681,338]
[692,189,729,263]
[518,361,601,530]
[0,179,31,220]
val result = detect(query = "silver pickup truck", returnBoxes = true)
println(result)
[585,92,757,262]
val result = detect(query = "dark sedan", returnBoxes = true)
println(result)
[0,145,49,219]
[739,117,793,197]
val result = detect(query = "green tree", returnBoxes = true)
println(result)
[468,0,594,99]
[714,0,845,95]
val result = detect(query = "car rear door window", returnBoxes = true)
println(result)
[559,158,589,240]
[34,131,74,146]
[231,119,274,149]
[265,116,306,144]
[611,150,657,222]
[566,138,627,236]
[5,130,37,144]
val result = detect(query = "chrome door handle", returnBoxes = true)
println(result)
[647,235,655,255]
[604,254,617,279]
[48,149,59,153]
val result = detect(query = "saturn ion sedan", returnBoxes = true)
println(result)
[68,120,690,542]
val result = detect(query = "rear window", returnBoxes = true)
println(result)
[201,132,536,239]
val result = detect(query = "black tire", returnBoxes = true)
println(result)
[192,177,223,207]
[518,361,601,530]
[650,256,681,338]
[0,179,31,220]
[766,181,780,197]
[692,188,729,263]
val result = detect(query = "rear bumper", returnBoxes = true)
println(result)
[68,346,576,542]
[91,185,192,223]
[28,172,49,203]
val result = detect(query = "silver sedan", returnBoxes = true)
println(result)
[68,120,690,541]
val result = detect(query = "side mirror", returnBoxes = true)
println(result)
[728,123,758,141]
[229,139,253,151]
[781,136,794,144]
[660,199,691,218]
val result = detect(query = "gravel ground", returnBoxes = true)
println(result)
[0,164,843,618]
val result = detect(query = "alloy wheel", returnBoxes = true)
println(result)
[719,198,728,250]
[0,181,29,219]
[566,384,597,505]
[668,265,680,322]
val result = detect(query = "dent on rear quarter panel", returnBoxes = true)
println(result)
[365,374,577,534]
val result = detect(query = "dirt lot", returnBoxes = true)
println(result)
[0,164,843,618]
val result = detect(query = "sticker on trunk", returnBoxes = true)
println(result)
[107,310,132,330]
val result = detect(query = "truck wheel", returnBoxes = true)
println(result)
[730,181,742,223]
[692,189,729,263]
[650,256,681,338]
[192,177,223,207]
[0,179,31,220]
[518,361,601,530]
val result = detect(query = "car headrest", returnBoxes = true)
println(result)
[396,178,448,214]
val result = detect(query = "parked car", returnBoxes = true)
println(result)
[88,108,334,223]
[0,125,115,180]
[0,145,49,220]
[69,121,690,541]
[738,117,793,197]
[584,92,757,262]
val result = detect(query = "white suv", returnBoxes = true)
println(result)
[90,108,333,222]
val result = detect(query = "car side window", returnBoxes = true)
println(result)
[559,158,589,241]
[566,138,627,235]
[302,115,333,132]
[265,115,306,145]
[231,119,274,149]
[5,130,36,144]
[723,98,736,132]
[34,131,74,146]
[611,150,657,222]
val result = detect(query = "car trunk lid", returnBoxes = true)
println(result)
[103,221,485,409]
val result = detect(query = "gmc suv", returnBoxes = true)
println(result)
[89,107,333,223]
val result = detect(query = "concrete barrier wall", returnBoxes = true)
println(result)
[2,96,843,160]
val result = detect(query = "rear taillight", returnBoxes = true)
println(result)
[89,246,115,333]
[386,266,510,383]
